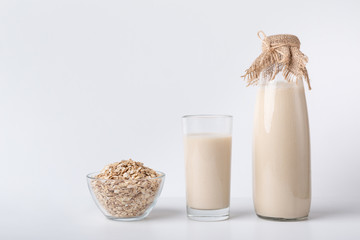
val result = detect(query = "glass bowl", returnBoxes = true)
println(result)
[87,171,165,221]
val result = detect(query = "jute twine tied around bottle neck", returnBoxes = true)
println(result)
[242,31,311,90]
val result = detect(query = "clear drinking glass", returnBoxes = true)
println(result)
[182,115,232,221]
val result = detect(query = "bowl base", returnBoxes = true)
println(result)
[106,212,150,222]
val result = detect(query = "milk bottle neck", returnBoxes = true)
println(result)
[258,73,304,89]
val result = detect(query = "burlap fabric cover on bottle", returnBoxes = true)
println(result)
[243,31,311,90]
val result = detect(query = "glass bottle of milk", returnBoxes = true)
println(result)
[253,74,311,220]
[243,31,311,220]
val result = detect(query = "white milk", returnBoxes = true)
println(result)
[184,133,232,210]
[253,80,311,219]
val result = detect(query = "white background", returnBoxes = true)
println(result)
[1,0,360,239]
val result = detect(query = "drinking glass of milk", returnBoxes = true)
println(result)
[182,115,232,221]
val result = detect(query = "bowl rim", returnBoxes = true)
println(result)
[86,170,166,180]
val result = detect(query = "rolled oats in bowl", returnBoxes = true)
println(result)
[87,159,165,221]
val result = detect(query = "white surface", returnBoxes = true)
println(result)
[2,197,360,239]
[1,0,360,239]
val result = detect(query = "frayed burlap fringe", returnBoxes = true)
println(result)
[242,31,311,90]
